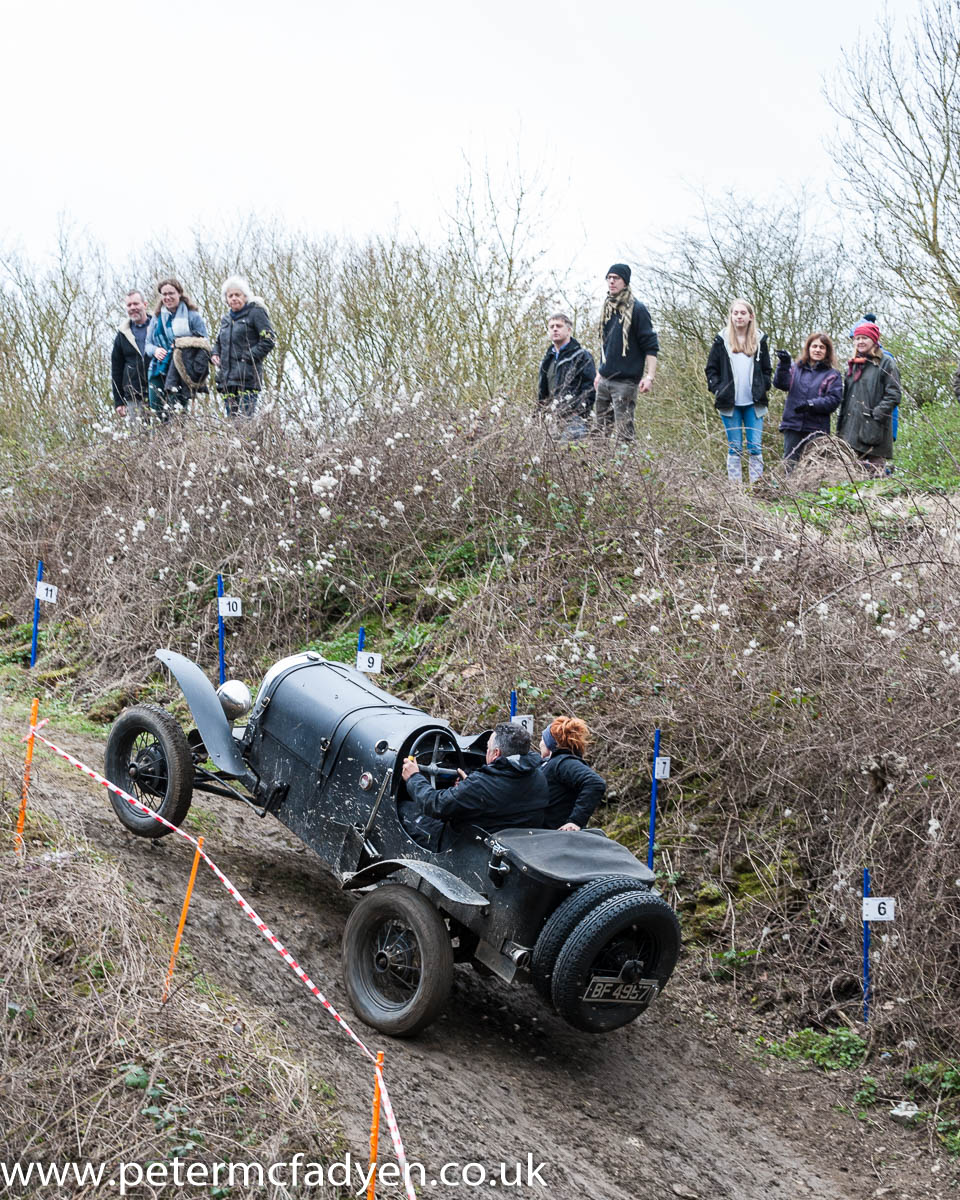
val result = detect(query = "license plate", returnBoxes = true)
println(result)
[582,975,660,1005]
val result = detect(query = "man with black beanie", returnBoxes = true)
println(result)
[594,263,659,442]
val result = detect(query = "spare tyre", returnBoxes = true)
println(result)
[530,874,651,1005]
[551,891,680,1033]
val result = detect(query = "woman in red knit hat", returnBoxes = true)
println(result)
[837,321,902,473]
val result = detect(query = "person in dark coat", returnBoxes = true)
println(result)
[705,298,772,485]
[773,331,843,469]
[211,275,276,418]
[145,278,210,420]
[838,321,902,473]
[539,717,606,831]
[401,722,548,848]
[111,289,151,422]
[594,263,659,442]
[849,312,899,440]
[537,312,596,440]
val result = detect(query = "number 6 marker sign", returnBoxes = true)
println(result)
[862,897,896,922]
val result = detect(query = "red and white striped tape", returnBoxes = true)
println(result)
[26,723,417,1200]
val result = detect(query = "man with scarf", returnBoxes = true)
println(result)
[594,263,659,443]
[838,321,901,474]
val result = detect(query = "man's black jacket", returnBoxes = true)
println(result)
[111,319,149,407]
[405,751,548,836]
[598,299,659,382]
[537,337,597,413]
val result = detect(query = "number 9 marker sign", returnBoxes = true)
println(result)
[357,651,383,674]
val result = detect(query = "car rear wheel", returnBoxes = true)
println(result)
[104,704,194,838]
[342,885,454,1037]
[551,891,680,1033]
[530,874,651,1005]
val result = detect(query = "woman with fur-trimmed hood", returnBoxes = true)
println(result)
[705,299,772,484]
[837,321,901,473]
[145,278,210,419]
[211,275,276,418]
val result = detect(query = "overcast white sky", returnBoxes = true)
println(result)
[4,0,924,289]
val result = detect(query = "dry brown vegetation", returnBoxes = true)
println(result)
[0,808,341,1189]
[0,402,958,1058]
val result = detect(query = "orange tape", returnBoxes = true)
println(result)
[14,699,39,857]
[368,1050,385,1199]
[162,836,204,1003]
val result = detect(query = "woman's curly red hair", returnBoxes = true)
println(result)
[549,716,590,757]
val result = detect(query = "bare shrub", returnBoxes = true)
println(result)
[1,400,959,1050]
[0,810,340,1180]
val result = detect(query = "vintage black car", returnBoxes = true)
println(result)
[105,649,680,1036]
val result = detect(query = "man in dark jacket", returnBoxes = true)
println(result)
[401,722,548,847]
[537,313,596,440]
[111,290,151,420]
[594,263,659,443]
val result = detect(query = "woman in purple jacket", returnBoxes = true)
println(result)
[773,332,843,469]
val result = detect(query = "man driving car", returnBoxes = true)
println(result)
[401,721,548,847]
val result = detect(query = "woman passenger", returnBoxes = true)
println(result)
[539,717,606,831]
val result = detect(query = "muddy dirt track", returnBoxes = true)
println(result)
[20,727,954,1200]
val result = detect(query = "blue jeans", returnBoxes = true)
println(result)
[720,406,763,457]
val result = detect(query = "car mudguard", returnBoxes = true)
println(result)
[342,858,489,909]
[156,649,248,778]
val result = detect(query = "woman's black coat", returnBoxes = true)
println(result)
[214,302,276,392]
[540,750,607,828]
[705,334,772,411]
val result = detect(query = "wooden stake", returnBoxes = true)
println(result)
[15,699,39,857]
[162,837,204,1003]
[367,1050,385,1199]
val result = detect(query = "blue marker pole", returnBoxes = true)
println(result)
[648,727,661,870]
[862,867,871,1023]
[29,561,43,669]
[358,626,366,653]
[510,689,517,719]
[217,574,226,686]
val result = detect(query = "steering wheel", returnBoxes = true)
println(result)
[407,729,466,790]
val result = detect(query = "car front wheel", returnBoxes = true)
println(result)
[104,704,194,838]
[342,885,454,1037]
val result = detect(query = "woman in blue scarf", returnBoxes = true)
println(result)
[145,278,208,420]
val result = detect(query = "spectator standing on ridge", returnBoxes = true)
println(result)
[773,332,843,470]
[145,278,210,420]
[850,311,900,442]
[536,312,596,440]
[594,264,659,443]
[538,717,606,831]
[211,275,276,418]
[705,299,772,485]
[111,289,151,423]
[838,321,901,475]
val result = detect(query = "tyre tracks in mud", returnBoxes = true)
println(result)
[15,726,948,1200]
